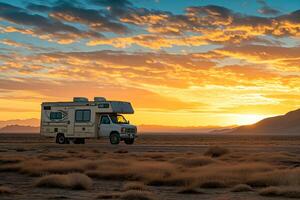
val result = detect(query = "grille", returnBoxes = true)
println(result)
[126,128,136,133]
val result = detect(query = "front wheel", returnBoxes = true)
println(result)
[124,138,134,145]
[110,132,120,145]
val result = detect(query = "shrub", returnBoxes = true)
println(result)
[121,190,157,200]
[97,192,121,199]
[0,186,13,195]
[204,146,229,157]
[122,182,147,191]
[35,173,92,190]
[177,187,205,194]
[230,184,253,192]
[171,156,215,167]
[259,186,300,198]
[200,180,226,188]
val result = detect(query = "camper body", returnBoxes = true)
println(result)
[40,97,137,145]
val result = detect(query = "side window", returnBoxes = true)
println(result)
[50,112,62,120]
[75,110,91,122]
[101,116,110,124]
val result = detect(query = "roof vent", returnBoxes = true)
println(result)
[73,97,88,102]
[94,97,106,102]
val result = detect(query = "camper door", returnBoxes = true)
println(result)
[67,108,75,136]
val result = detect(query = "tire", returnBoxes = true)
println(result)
[110,132,120,145]
[124,138,134,145]
[56,133,66,144]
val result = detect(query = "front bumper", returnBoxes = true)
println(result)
[120,133,137,139]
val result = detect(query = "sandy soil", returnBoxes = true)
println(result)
[1,134,300,200]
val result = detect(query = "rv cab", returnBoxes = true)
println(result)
[98,114,136,144]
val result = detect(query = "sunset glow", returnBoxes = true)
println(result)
[0,0,300,128]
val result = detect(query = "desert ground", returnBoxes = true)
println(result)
[1,134,300,200]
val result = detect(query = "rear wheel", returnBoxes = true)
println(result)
[124,138,134,145]
[110,132,120,145]
[56,133,66,144]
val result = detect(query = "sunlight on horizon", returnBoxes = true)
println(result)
[233,114,270,126]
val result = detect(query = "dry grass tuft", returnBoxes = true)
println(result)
[177,186,205,194]
[230,184,253,192]
[0,156,25,164]
[14,148,26,152]
[171,156,215,167]
[86,169,137,181]
[247,168,300,187]
[121,190,156,200]
[0,186,13,195]
[200,180,226,188]
[114,149,129,154]
[97,192,121,199]
[122,182,147,191]
[35,173,92,190]
[18,159,99,176]
[259,186,300,198]
[204,146,229,157]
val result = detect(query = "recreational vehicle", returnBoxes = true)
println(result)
[40,97,137,145]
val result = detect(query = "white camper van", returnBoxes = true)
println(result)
[40,97,137,145]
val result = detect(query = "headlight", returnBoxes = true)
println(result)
[121,127,126,133]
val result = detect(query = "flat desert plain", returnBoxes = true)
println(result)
[1,134,300,200]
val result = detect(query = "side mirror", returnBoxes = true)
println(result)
[127,120,130,124]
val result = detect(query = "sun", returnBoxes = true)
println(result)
[235,114,267,125]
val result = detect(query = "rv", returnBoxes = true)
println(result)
[40,97,137,145]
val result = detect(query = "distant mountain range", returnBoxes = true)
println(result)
[138,124,236,133]
[213,108,300,135]
[0,125,39,133]
[0,118,39,128]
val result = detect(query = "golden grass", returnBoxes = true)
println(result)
[97,192,121,199]
[259,186,300,198]
[122,182,147,191]
[9,159,101,176]
[114,149,129,154]
[170,156,216,167]
[121,190,157,200]
[247,168,300,187]
[230,184,253,192]
[204,146,229,157]
[2,146,300,195]
[0,186,13,195]
[177,184,205,194]
[0,155,25,164]
[35,173,92,190]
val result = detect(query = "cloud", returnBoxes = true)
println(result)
[257,0,281,16]
[115,5,300,48]
[0,2,104,44]
[1,1,300,48]
[0,39,52,51]
[214,45,300,72]
[28,2,129,34]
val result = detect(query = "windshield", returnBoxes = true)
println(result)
[110,114,128,124]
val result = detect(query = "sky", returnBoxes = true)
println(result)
[0,0,300,127]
